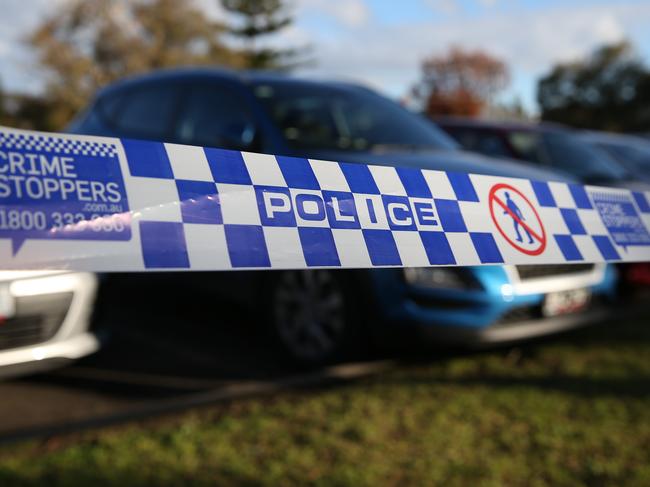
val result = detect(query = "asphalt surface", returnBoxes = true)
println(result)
[0,276,308,440]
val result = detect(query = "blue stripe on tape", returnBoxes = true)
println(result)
[340,162,380,195]
[225,224,271,268]
[124,139,173,179]
[205,148,251,185]
[363,229,401,266]
[633,192,650,213]
[470,233,504,264]
[176,180,222,225]
[592,235,620,261]
[299,227,340,267]
[277,156,320,190]
[420,232,456,265]
[569,184,593,210]
[560,208,586,236]
[140,221,190,268]
[434,199,467,233]
[554,234,583,261]
[447,172,479,202]
[531,181,557,208]
[396,167,431,198]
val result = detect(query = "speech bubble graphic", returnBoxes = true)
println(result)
[0,131,131,254]
[591,190,650,251]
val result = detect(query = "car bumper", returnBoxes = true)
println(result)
[366,264,618,347]
[0,331,100,378]
[0,271,100,379]
[409,305,614,346]
[372,303,615,350]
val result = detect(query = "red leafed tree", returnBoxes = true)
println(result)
[413,46,510,117]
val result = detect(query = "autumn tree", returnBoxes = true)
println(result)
[537,41,650,132]
[28,0,243,129]
[413,46,509,118]
[220,0,306,70]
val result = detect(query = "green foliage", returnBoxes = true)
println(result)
[1,314,649,486]
[221,0,292,38]
[220,0,307,70]
[537,41,650,132]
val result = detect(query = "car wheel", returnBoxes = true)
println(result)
[268,269,359,366]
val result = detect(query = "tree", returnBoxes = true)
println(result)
[0,79,56,131]
[537,41,650,132]
[413,46,509,118]
[483,96,531,121]
[220,0,305,70]
[28,0,243,129]
[0,82,6,126]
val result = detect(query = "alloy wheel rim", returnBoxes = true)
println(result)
[273,270,346,361]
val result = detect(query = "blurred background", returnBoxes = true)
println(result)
[1,0,650,132]
[0,1,650,486]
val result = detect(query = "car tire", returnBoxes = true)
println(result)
[265,269,364,367]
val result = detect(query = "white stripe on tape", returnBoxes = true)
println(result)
[1,126,649,271]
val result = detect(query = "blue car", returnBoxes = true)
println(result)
[69,68,617,364]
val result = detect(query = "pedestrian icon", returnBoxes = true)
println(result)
[503,191,534,244]
[489,183,547,256]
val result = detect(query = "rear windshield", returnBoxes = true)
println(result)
[251,81,457,153]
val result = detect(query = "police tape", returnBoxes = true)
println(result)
[0,125,649,271]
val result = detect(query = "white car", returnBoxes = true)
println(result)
[0,271,100,378]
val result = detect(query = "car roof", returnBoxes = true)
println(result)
[86,68,576,183]
[433,116,568,133]
[96,67,369,99]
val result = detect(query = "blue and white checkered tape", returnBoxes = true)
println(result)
[1,126,649,271]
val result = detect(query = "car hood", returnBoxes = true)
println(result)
[612,179,650,192]
[299,149,576,183]
[0,271,67,283]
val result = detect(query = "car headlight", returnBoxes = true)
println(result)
[403,267,481,290]
[0,284,15,319]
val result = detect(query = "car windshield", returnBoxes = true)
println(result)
[542,131,631,183]
[251,81,458,152]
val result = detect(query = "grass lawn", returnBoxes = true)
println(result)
[1,314,649,486]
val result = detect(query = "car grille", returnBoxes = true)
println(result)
[493,305,539,327]
[515,264,595,281]
[0,292,73,351]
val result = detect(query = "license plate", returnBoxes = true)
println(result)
[542,288,591,317]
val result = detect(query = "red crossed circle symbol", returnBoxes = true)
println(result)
[489,183,547,256]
